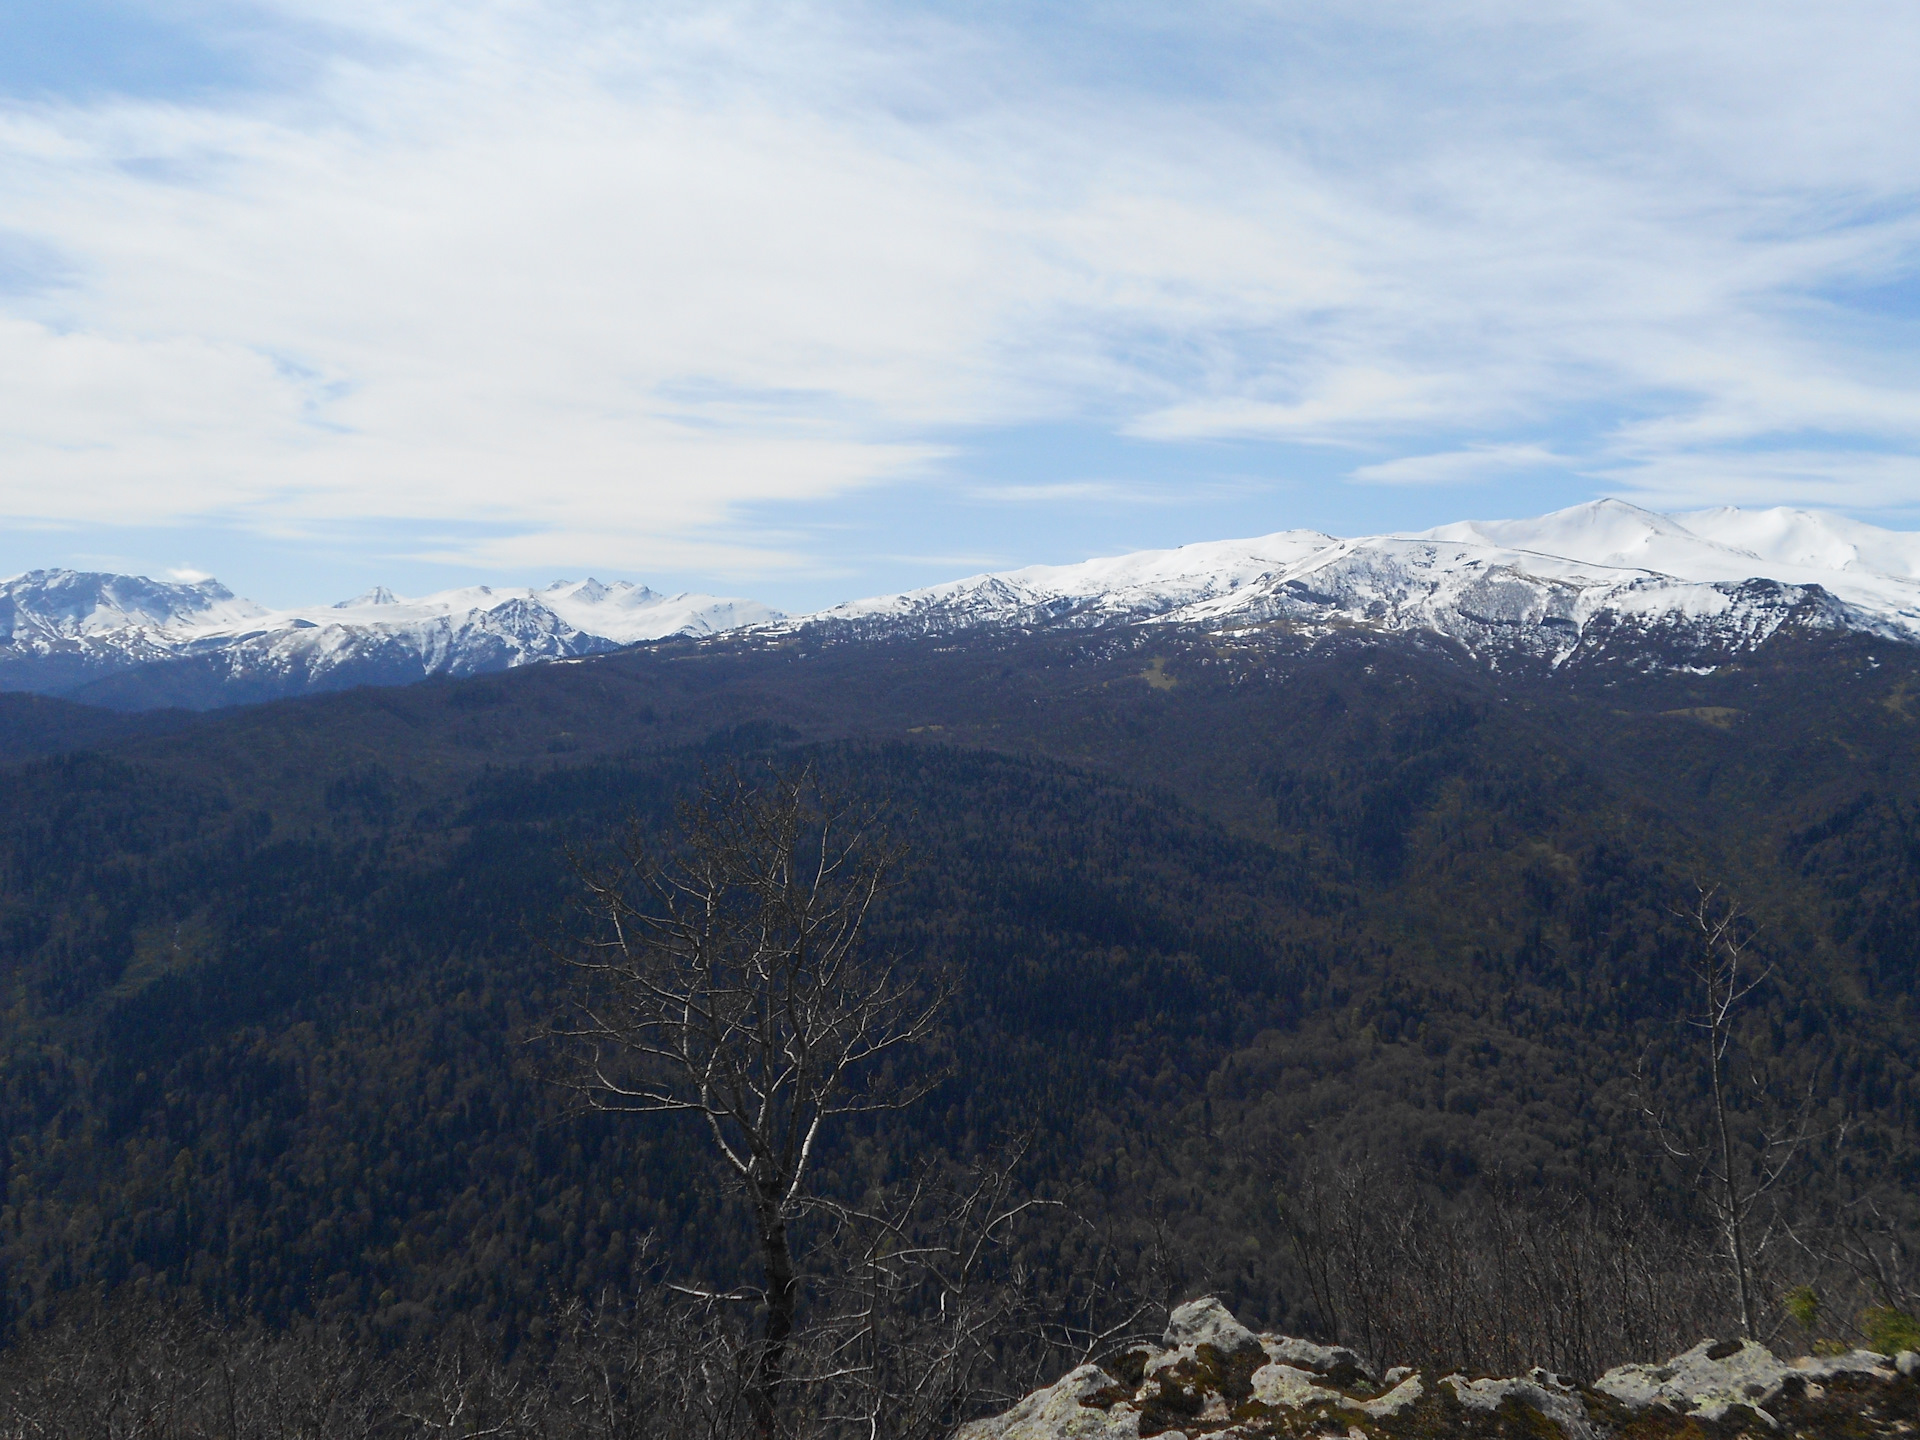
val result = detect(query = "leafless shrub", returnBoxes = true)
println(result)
[0,1199,1155,1440]
[1280,1162,1733,1378]
[0,1296,400,1440]
[768,1139,1160,1440]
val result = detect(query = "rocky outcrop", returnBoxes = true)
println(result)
[957,1298,1920,1440]
[1591,1337,1905,1426]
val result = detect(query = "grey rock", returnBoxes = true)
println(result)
[952,1364,1142,1440]
[1260,1335,1375,1382]
[1248,1357,1419,1419]
[1444,1373,1596,1440]
[1595,1338,1787,1423]
[1793,1349,1898,1381]
[1352,1372,1424,1418]
[1248,1362,1341,1409]
[956,1298,1919,1440]
[1164,1297,1262,1356]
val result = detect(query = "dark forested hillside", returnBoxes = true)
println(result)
[2,621,1918,1342]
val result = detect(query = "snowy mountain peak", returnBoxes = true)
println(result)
[1677,506,1920,580]
[0,569,263,639]
[7,502,1917,709]
[0,568,782,707]
[335,586,399,609]
[787,502,1920,669]
[803,529,1338,636]
[540,578,663,608]
[1418,498,1705,567]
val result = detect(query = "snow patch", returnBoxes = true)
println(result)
[783,500,1920,663]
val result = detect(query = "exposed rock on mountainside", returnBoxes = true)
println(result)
[800,502,1920,672]
[0,570,779,707]
[7,500,1920,707]
[959,1298,1920,1440]
[0,570,263,694]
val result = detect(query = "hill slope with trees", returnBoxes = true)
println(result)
[0,621,1917,1358]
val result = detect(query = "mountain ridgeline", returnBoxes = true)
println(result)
[1,582,1918,1349]
[9,499,1920,709]
[0,569,779,708]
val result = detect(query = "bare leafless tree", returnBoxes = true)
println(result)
[767,1137,1163,1440]
[550,762,949,1437]
[1637,886,1834,1339]
[803,1144,1052,1438]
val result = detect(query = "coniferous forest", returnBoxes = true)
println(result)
[2,621,1920,1433]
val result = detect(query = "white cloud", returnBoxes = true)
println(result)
[0,0,1918,573]
[166,565,213,582]
[1351,445,1567,487]
[1599,450,1920,515]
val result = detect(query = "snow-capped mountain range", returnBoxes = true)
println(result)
[5,501,1918,708]
[0,572,780,706]
[796,500,1920,665]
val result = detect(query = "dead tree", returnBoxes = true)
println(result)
[552,763,948,1437]
[1638,887,1830,1339]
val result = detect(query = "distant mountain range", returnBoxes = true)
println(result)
[7,500,1920,708]
[797,500,1920,666]
[7,495,1920,1353]
[0,573,781,708]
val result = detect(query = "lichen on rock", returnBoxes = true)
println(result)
[954,1299,1920,1440]
[954,1363,1146,1440]
[1441,1373,1596,1440]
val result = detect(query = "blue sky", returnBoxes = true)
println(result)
[2,0,1918,611]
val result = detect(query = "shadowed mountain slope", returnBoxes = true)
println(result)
[0,621,1917,1338]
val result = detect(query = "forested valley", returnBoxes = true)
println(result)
[1,620,1918,1434]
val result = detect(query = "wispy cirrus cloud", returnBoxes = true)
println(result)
[1351,445,1568,487]
[0,0,1917,593]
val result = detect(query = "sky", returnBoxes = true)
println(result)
[2,0,1918,612]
